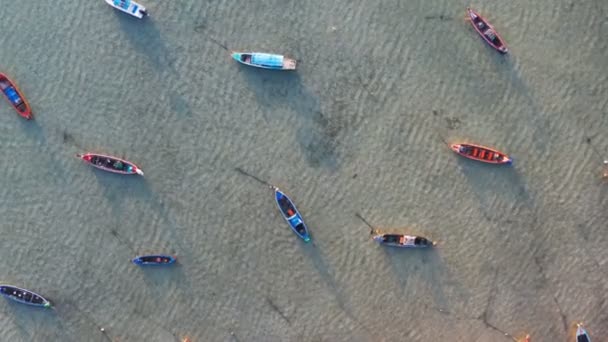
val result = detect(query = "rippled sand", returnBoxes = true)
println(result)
[0,0,606,341]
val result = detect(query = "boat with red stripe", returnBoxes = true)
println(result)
[0,73,33,120]
[467,8,508,54]
[450,142,512,164]
[77,153,144,175]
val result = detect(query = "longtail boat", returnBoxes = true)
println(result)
[372,232,435,248]
[0,73,33,120]
[450,143,512,164]
[231,52,297,70]
[105,0,148,18]
[467,8,508,54]
[132,255,176,265]
[576,323,591,342]
[274,187,311,242]
[77,153,144,175]
[0,285,51,308]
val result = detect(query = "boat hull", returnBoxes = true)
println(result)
[231,52,296,70]
[132,255,176,265]
[0,73,33,119]
[0,285,51,308]
[274,188,311,242]
[372,234,434,248]
[105,0,148,18]
[450,143,512,164]
[576,323,591,342]
[77,153,144,175]
[467,8,508,54]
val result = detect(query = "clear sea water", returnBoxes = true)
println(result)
[0,0,606,341]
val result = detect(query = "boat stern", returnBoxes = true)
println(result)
[449,144,461,153]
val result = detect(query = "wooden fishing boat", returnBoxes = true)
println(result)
[105,0,148,18]
[467,8,508,54]
[450,143,512,164]
[0,285,51,308]
[77,153,144,175]
[372,232,435,248]
[576,323,591,342]
[231,52,297,70]
[0,73,33,120]
[274,187,311,242]
[132,255,176,265]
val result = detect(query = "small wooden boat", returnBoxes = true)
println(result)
[105,0,148,18]
[231,52,297,70]
[576,323,591,342]
[77,153,144,175]
[0,73,33,120]
[450,143,512,164]
[467,8,508,54]
[372,232,435,248]
[132,255,176,265]
[0,285,51,308]
[274,187,311,242]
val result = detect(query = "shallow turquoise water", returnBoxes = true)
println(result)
[0,0,606,341]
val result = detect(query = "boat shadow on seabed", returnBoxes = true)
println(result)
[113,10,174,72]
[381,245,453,311]
[238,69,339,169]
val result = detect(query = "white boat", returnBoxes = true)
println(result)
[576,323,591,342]
[105,0,148,19]
[231,52,296,70]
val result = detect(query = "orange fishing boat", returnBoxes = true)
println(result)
[0,73,32,119]
[450,142,512,164]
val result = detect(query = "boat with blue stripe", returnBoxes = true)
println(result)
[232,52,297,70]
[132,255,176,265]
[274,187,311,241]
[105,0,148,19]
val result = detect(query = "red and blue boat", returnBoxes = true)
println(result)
[77,153,144,175]
[0,284,51,308]
[274,187,311,242]
[132,255,176,265]
[450,142,512,165]
[0,73,33,120]
[467,8,508,54]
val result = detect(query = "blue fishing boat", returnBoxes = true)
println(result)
[231,52,297,70]
[132,255,176,265]
[0,285,51,308]
[274,187,311,241]
[105,0,148,18]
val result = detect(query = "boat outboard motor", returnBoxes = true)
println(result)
[139,9,149,16]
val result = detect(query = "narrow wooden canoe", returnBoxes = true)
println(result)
[372,232,435,248]
[132,255,176,265]
[77,153,144,175]
[0,73,33,120]
[450,143,512,164]
[467,8,508,54]
[231,52,297,70]
[274,187,311,242]
[0,285,51,308]
[576,323,591,342]
[105,0,148,18]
